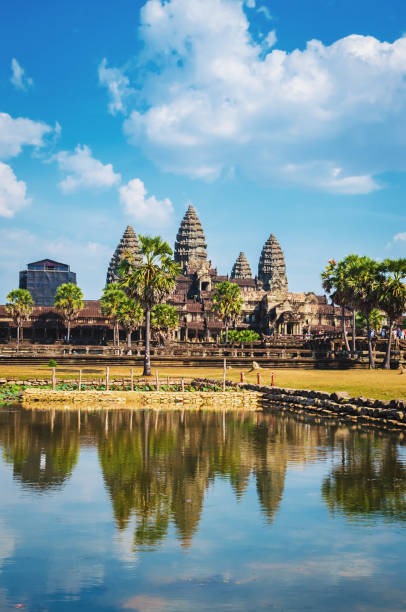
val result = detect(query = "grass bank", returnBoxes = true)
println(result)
[0,364,405,400]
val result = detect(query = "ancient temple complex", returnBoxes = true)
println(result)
[0,206,348,344]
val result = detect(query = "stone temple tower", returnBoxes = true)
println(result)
[230,252,252,279]
[174,204,208,273]
[258,234,288,292]
[106,225,142,285]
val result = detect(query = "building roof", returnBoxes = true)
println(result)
[27,259,68,267]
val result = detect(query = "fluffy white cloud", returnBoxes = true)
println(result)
[119,178,174,225]
[10,58,33,90]
[0,112,52,159]
[115,0,406,194]
[98,58,134,115]
[394,232,406,242]
[0,162,30,218]
[52,144,121,193]
[245,0,255,6]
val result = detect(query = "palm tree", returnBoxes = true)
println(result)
[151,303,179,345]
[117,297,143,350]
[350,257,383,369]
[6,289,34,348]
[101,284,126,347]
[342,254,363,353]
[211,281,243,343]
[378,258,406,369]
[119,236,180,376]
[322,258,351,352]
[54,283,84,345]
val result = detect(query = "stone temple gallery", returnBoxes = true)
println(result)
[0,205,346,343]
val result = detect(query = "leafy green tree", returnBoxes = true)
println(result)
[117,297,143,350]
[151,303,179,345]
[101,283,126,346]
[221,329,260,343]
[378,258,406,369]
[119,236,180,376]
[6,289,34,347]
[211,281,243,343]
[350,256,383,369]
[54,283,84,344]
[356,309,384,335]
[322,258,352,351]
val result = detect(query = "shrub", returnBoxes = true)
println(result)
[48,359,58,368]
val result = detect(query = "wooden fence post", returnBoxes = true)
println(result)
[106,366,110,390]
[223,358,226,392]
[240,371,244,383]
[257,372,261,385]
[78,369,82,391]
[130,368,134,391]
[52,367,56,391]
[155,370,159,391]
[181,378,185,392]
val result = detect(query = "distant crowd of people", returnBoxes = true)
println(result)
[371,327,406,340]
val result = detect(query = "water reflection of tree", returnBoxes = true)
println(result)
[0,409,80,491]
[97,411,318,549]
[322,431,406,521]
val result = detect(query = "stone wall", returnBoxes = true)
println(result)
[22,388,259,410]
[244,383,406,429]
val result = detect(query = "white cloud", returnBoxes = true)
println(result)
[0,112,52,159]
[394,232,406,242]
[263,29,277,49]
[98,58,134,115]
[245,0,255,7]
[52,144,121,193]
[10,58,33,90]
[0,162,31,218]
[257,5,272,19]
[115,0,406,194]
[119,178,174,226]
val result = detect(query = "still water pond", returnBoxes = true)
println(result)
[0,406,406,611]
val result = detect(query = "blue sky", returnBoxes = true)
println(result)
[1,0,405,301]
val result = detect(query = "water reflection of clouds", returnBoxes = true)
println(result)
[0,519,15,572]
[248,553,376,580]
[122,595,168,611]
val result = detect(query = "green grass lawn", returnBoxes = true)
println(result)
[0,364,405,400]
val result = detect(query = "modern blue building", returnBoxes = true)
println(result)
[19,259,77,306]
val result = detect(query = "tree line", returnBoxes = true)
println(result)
[322,255,406,369]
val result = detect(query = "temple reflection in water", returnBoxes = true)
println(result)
[0,408,405,550]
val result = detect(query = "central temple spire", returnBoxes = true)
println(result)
[230,252,252,279]
[174,204,208,273]
[258,234,288,292]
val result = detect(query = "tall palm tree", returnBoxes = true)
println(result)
[119,236,180,376]
[378,258,406,369]
[54,283,84,345]
[6,289,34,348]
[101,284,126,347]
[211,281,243,343]
[350,257,383,369]
[117,297,143,350]
[151,303,179,345]
[342,254,363,353]
[321,258,351,351]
